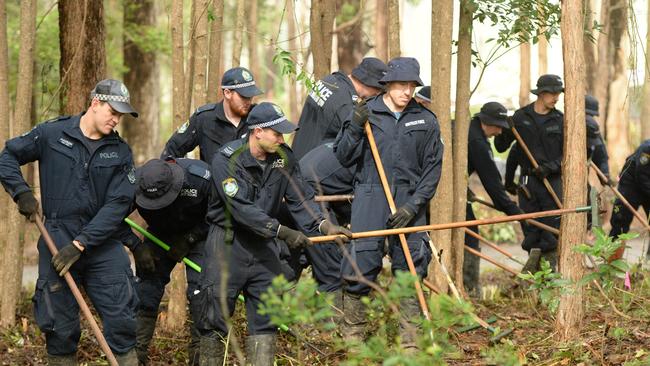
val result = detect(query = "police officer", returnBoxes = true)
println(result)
[608,140,650,260]
[334,57,443,344]
[291,58,388,160]
[161,67,263,163]
[465,102,525,294]
[196,103,351,365]
[585,95,610,179]
[0,79,140,365]
[495,74,564,271]
[122,158,211,365]
[414,86,431,109]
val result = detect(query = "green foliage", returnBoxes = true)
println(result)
[272,47,317,95]
[481,340,523,366]
[518,259,571,313]
[573,228,635,289]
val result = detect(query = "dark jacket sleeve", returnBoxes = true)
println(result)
[75,151,137,248]
[116,220,142,251]
[282,163,324,234]
[0,125,43,200]
[404,124,444,214]
[494,127,515,153]
[469,137,521,216]
[333,116,366,168]
[592,138,610,178]
[504,145,519,187]
[161,115,200,159]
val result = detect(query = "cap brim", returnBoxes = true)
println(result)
[415,93,431,102]
[236,85,264,98]
[531,86,564,95]
[478,113,509,129]
[108,101,139,118]
[586,108,599,116]
[135,163,184,210]
[379,75,424,87]
[269,119,298,134]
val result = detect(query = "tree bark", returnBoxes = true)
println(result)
[231,0,245,67]
[207,0,224,100]
[122,0,160,166]
[287,0,299,122]
[374,0,387,62]
[556,0,586,340]
[171,0,186,129]
[594,0,610,126]
[0,0,9,323]
[335,0,363,74]
[247,0,259,81]
[519,41,531,107]
[162,265,187,331]
[58,0,106,114]
[583,0,597,93]
[387,0,400,59]
[428,0,454,293]
[537,1,548,76]
[310,0,335,79]
[191,0,209,109]
[1,0,35,327]
[641,0,650,140]
[451,0,473,294]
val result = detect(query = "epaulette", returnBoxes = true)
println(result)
[187,163,211,180]
[45,115,71,124]
[195,103,217,115]
[220,139,246,157]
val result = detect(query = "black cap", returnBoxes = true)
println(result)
[477,102,509,129]
[246,102,298,134]
[585,94,599,116]
[221,67,263,98]
[415,86,431,102]
[379,57,424,86]
[531,74,564,95]
[351,57,388,89]
[135,159,184,210]
[90,79,138,117]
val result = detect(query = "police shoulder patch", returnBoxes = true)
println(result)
[640,153,650,165]
[222,177,239,197]
[127,166,136,184]
[178,121,190,134]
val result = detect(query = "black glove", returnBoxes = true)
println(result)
[351,99,369,127]
[319,220,352,246]
[167,233,194,263]
[133,243,156,273]
[277,225,311,249]
[505,182,518,196]
[16,191,38,220]
[534,164,550,180]
[51,243,82,277]
[387,206,415,229]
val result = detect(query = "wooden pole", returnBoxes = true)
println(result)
[364,123,431,321]
[469,196,560,235]
[463,228,525,265]
[314,194,353,202]
[464,245,520,277]
[34,215,118,366]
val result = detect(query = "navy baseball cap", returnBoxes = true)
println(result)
[477,102,509,129]
[379,57,424,86]
[531,74,564,95]
[90,79,138,117]
[351,57,388,89]
[246,102,298,134]
[585,94,599,116]
[415,86,431,102]
[135,159,184,210]
[221,67,263,98]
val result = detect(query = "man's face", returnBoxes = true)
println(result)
[385,81,417,108]
[224,90,253,118]
[91,99,123,136]
[255,127,285,154]
[482,124,503,138]
[539,91,561,110]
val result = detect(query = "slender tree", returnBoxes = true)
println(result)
[232,0,245,67]
[519,41,531,107]
[207,0,224,100]
[374,0,387,61]
[0,1,9,323]
[537,1,548,76]
[594,0,610,126]
[287,0,299,122]
[583,0,597,93]
[335,0,364,73]
[191,0,209,109]
[387,0,399,59]
[247,0,259,81]
[171,0,186,128]
[642,0,650,140]
[310,0,335,79]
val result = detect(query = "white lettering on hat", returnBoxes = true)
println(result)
[146,187,158,193]
[404,119,425,127]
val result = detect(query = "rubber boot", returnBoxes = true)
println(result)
[541,249,558,272]
[342,292,367,342]
[463,249,481,298]
[135,311,157,365]
[398,297,421,351]
[245,334,277,366]
[521,248,542,275]
[329,289,344,325]
[47,354,77,366]
[115,348,138,366]
[188,322,201,366]
[198,335,225,366]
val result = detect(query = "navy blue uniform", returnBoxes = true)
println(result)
[299,142,355,291]
[586,115,610,177]
[334,95,443,295]
[609,140,650,238]
[291,72,357,160]
[0,115,138,355]
[161,102,249,163]
[495,103,563,252]
[196,139,324,336]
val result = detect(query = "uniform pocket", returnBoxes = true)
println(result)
[32,279,55,332]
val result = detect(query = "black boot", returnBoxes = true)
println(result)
[198,334,225,366]
[135,311,158,365]
[463,249,481,298]
[188,322,201,366]
[47,354,77,366]
[521,248,542,275]
[115,348,138,366]
[541,249,558,272]
[245,334,277,366]
[342,292,366,342]
[398,298,421,350]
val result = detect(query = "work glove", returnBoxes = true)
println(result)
[133,242,156,274]
[505,181,518,196]
[467,190,477,202]
[351,99,369,128]
[277,225,312,249]
[16,191,38,220]
[598,173,614,187]
[387,206,415,229]
[167,232,195,263]
[319,219,352,246]
[533,164,550,180]
[52,243,82,277]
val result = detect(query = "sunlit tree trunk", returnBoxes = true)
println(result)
[519,41,531,107]
[171,0,186,128]
[641,0,650,140]
[232,0,245,67]
[374,0,387,61]
[387,0,399,59]
[0,0,9,326]
[191,0,209,109]
[310,0,335,79]
[583,0,597,94]
[207,0,224,100]
[594,0,610,127]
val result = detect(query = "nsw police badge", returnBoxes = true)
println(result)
[222,177,239,197]
[127,166,136,184]
[641,153,650,165]
[178,121,190,133]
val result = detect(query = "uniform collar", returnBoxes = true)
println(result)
[332,71,356,96]
[367,94,421,117]
[63,113,119,144]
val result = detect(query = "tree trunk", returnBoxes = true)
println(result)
[641,0,650,140]
[310,0,335,79]
[594,0,610,126]
[207,0,224,100]
[428,0,454,293]
[184,0,196,115]
[162,265,187,331]
[122,0,160,166]
[374,0,387,62]
[58,0,106,114]
[1,0,35,327]
[605,0,629,172]
[537,1,548,76]
[556,0,586,340]
[387,0,400,59]
[519,41,531,107]
[247,0,259,81]
[171,0,186,129]
[231,0,245,67]
[451,0,473,295]
[191,0,209,109]
[287,0,299,122]
[335,0,363,74]
[0,0,9,325]
[583,0,597,93]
